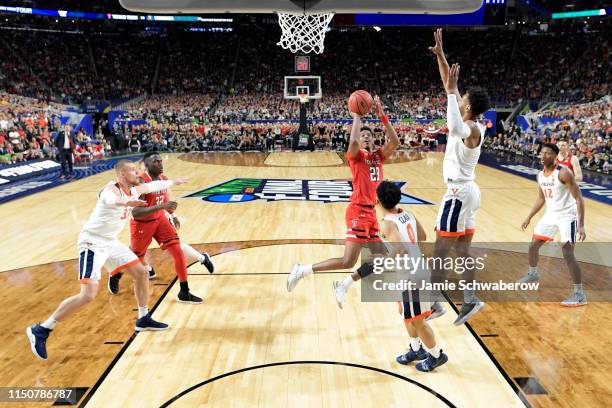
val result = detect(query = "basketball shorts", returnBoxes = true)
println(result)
[76,239,140,283]
[436,181,481,237]
[398,289,432,322]
[130,215,180,259]
[345,204,381,243]
[534,211,578,244]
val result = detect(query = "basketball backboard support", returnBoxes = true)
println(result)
[119,0,484,14]
[284,76,321,100]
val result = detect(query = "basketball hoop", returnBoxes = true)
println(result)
[276,12,334,54]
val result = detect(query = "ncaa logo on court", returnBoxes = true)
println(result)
[182,178,433,205]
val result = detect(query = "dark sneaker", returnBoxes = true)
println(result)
[177,291,203,304]
[453,299,485,326]
[425,301,447,321]
[148,267,157,280]
[26,324,51,360]
[396,346,428,365]
[416,352,449,372]
[108,273,122,295]
[201,253,214,273]
[135,314,169,332]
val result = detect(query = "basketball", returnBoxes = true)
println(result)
[348,90,373,116]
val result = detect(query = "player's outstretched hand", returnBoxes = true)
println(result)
[126,199,148,207]
[577,226,586,242]
[173,177,188,186]
[163,201,178,212]
[444,63,460,94]
[429,28,444,56]
[520,218,530,230]
[349,111,362,120]
[373,96,384,118]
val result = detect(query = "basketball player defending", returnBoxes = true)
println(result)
[377,181,448,372]
[108,152,214,303]
[518,143,587,306]
[26,161,187,360]
[287,96,399,293]
[429,28,491,325]
[556,140,583,182]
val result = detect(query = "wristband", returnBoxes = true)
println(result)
[380,115,389,125]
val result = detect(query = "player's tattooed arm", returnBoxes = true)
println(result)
[559,167,586,241]
[521,183,546,230]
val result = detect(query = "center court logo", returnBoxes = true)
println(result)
[182,178,433,205]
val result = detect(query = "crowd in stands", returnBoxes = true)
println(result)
[485,99,611,174]
[0,93,110,165]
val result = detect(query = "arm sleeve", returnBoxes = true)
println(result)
[447,94,471,139]
[142,180,174,194]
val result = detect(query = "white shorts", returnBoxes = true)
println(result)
[436,181,481,237]
[534,212,578,244]
[76,239,140,284]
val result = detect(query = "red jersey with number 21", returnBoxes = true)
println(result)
[348,148,384,206]
[136,172,170,221]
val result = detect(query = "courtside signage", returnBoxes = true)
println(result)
[183,178,433,205]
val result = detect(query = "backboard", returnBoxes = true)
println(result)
[119,0,484,14]
[284,76,322,100]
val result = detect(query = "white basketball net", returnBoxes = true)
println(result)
[276,12,334,54]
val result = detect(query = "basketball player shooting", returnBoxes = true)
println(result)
[429,28,491,325]
[26,161,187,360]
[287,96,399,296]
[107,152,214,304]
[518,143,587,306]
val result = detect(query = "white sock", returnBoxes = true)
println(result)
[426,344,441,359]
[573,283,583,294]
[138,306,149,319]
[299,264,314,276]
[341,275,354,290]
[41,317,57,330]
[181,244,202,263]
[409,336,421,351]
[146,265,152,272]
[528,266,538,275]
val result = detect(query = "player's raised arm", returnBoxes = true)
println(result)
[100,185,146,207]
[375,96,399,158]
[430,28,460,100]
[347,112,362,159]
[135,177,188,196]
[521,182,546,230]
[559,167,586,241]
[445,64,479,140]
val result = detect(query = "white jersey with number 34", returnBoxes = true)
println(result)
[78,181,139,244]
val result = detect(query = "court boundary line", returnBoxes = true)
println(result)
[158,360,456,407]
[444,293,533,408]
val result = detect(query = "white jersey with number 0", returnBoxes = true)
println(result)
[538,166,576,215]
[78,182,138,244]
[381,209,428,280]
[442,123,486,183]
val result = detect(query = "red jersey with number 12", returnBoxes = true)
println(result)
[136,172,170,221]
[348,148,384,206]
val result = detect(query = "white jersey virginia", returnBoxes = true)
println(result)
[78,181,138,244]
[442,123,486,183]
[538,166,576,215]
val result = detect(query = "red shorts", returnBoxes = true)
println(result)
[345,203,381,243]
[130,215,180,259]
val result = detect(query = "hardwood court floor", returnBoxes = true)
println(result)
[0,151,610,407]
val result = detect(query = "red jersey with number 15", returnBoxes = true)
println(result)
[135,172,171,221]
[348,148,385,206]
